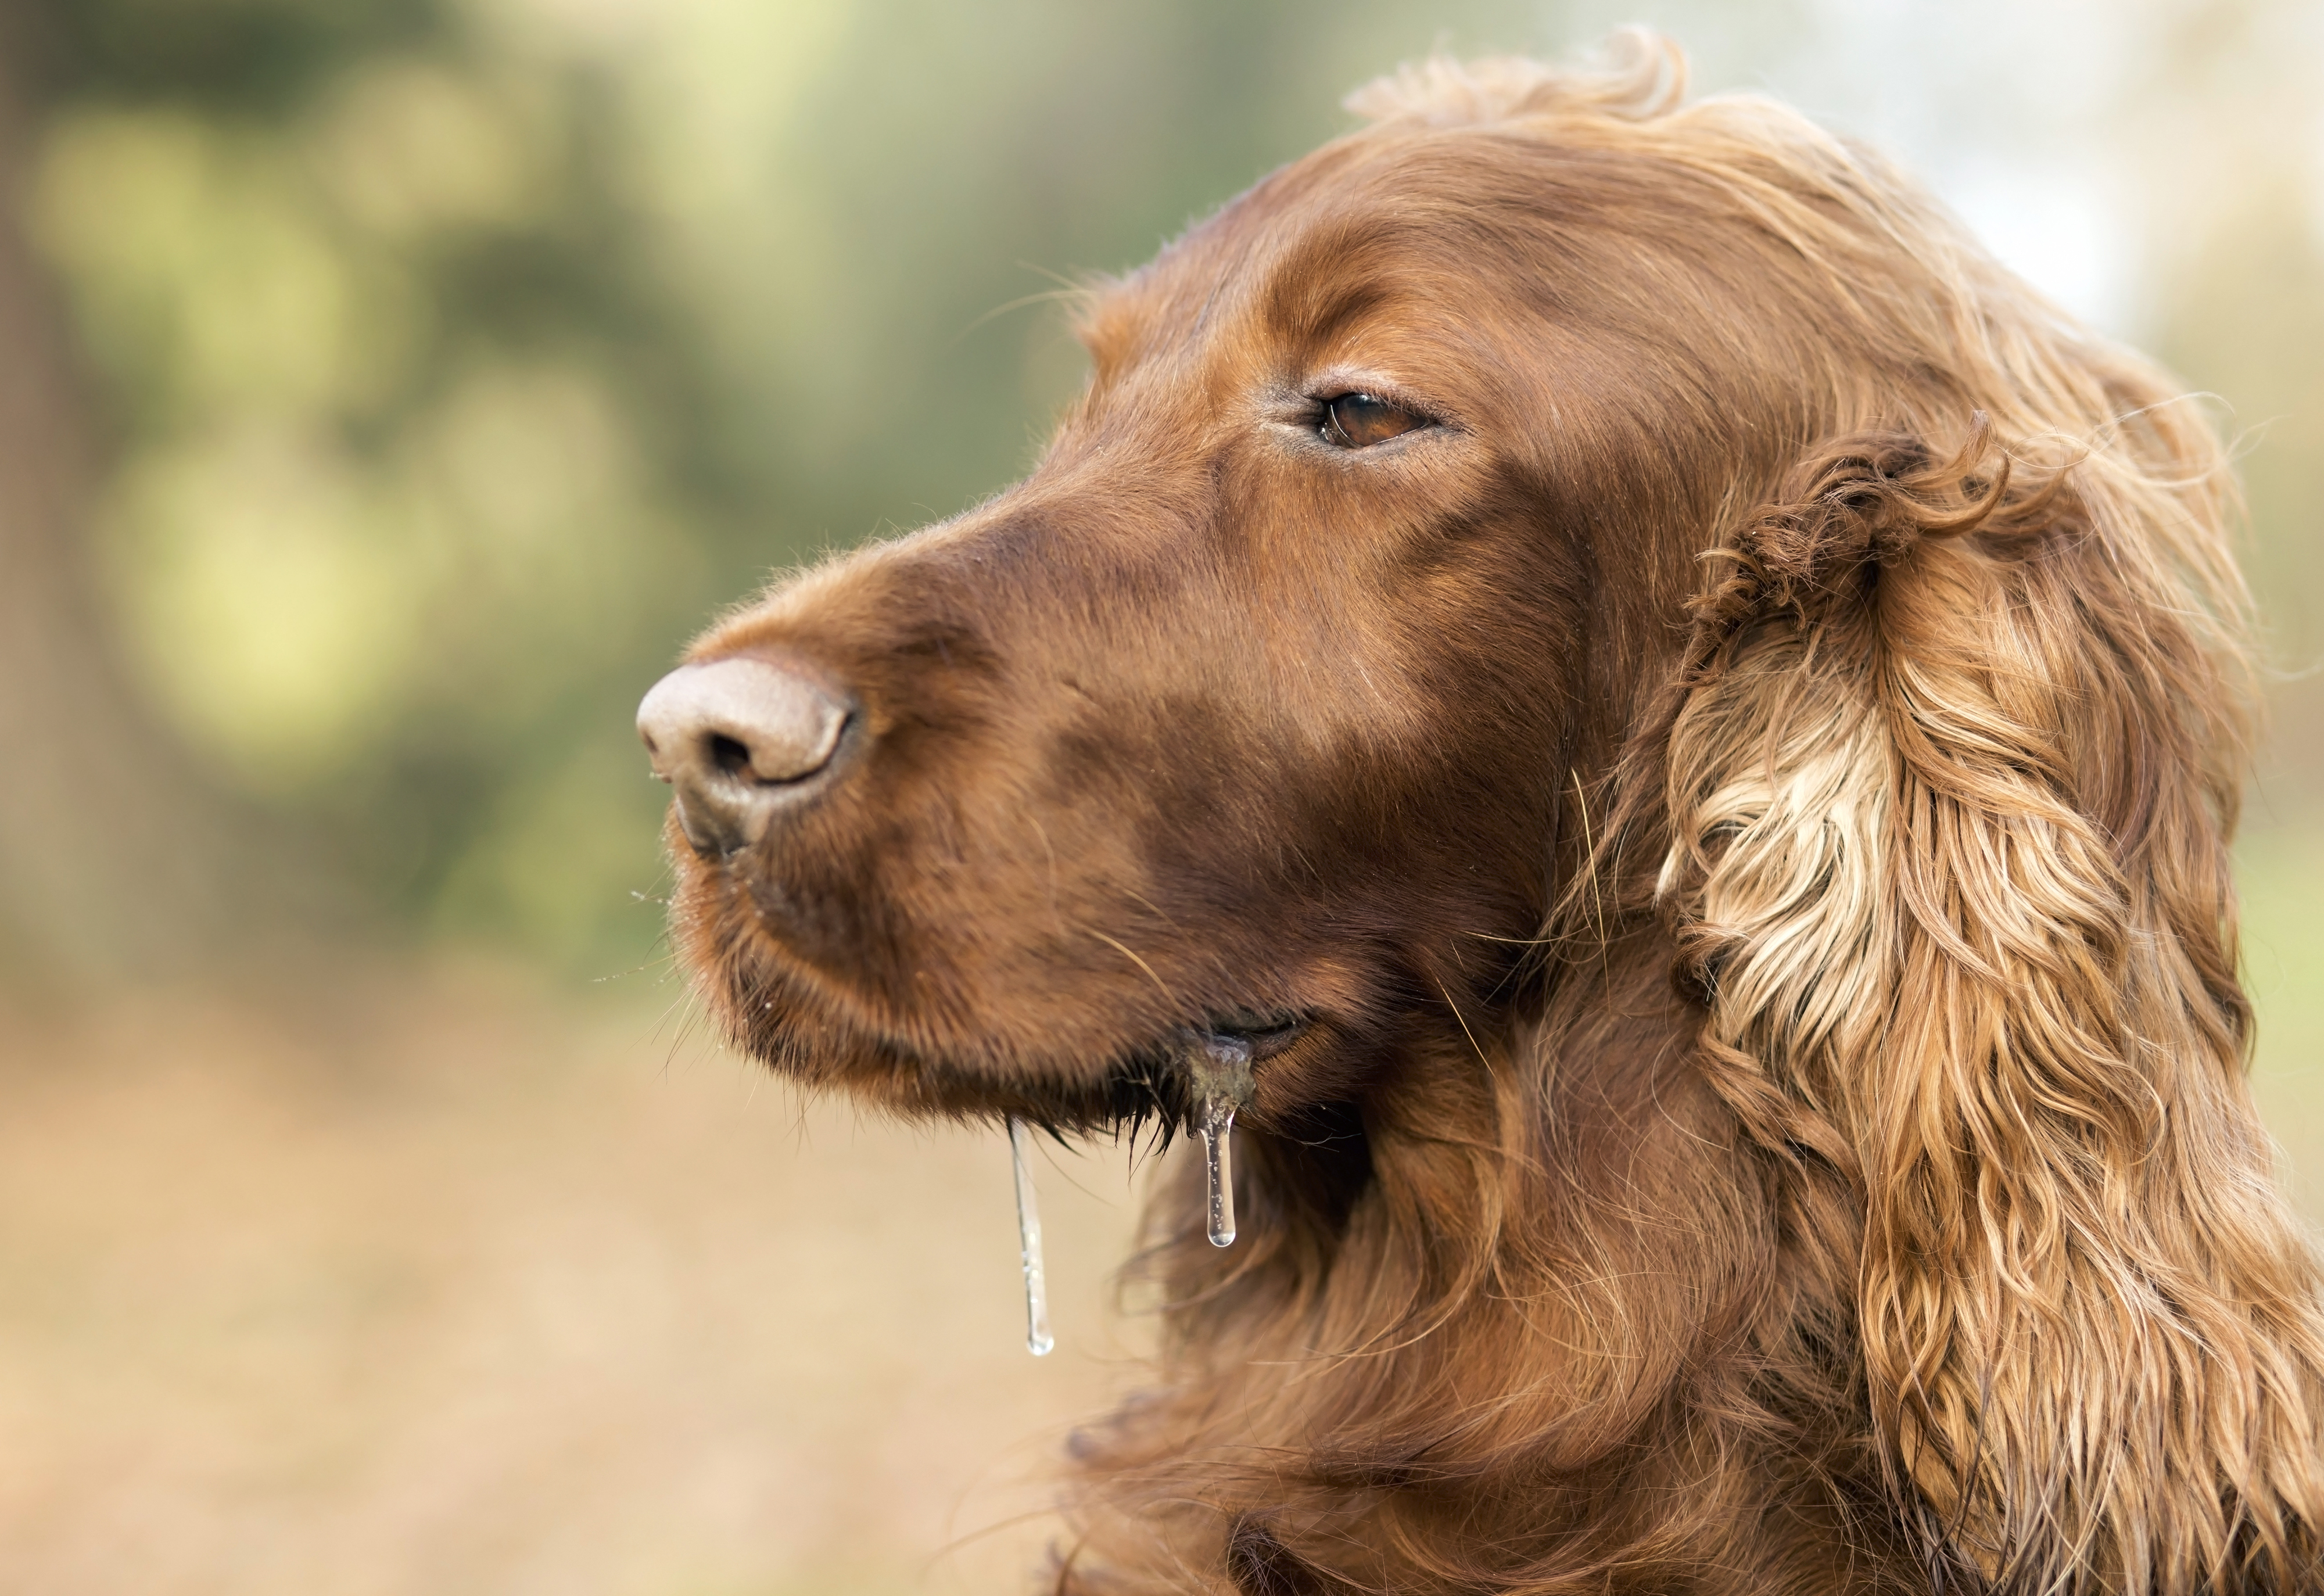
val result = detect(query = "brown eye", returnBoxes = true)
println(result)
[1321,392,1426,447]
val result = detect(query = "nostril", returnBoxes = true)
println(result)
[707,732,754,779]
[637,656,854,855]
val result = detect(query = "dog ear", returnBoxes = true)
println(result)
[1650,419,2324,1590]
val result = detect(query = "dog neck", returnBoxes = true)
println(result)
[1057,922,1920,1595]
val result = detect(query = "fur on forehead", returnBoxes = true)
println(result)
[1343,27,1688,128]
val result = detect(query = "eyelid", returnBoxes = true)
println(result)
[1309,375,1446,419]
[1305,377,1428,411]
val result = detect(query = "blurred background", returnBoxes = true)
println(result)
[0,0,2317,1590]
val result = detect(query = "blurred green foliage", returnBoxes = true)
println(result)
[15,0,2324,998]
[27,0,725,965]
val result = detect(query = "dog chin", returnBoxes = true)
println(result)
[697,932,1314,1138]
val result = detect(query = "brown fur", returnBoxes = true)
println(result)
[660,34,2324,1593]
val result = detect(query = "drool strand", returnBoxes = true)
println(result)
[1185,1035,1256,1249]
[1007,1116,1054,1355]
[1197,1093,1237,1247]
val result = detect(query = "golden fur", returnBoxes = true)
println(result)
[659,33,2324,1593]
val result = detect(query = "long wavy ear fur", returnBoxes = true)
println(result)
[1652,418,2324,1591]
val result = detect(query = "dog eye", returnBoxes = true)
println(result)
[1320,392,1426,448]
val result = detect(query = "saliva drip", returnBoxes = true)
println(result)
[1007,1117,1055,1356]
[1185,1035,1256,1249]
[1000,1031,1256,1354]
[1197,1093,1238,1247]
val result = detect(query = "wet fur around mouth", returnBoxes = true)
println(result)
[652,34,2324,1596]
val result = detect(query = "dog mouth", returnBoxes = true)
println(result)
[706,902,1328,1139]
[681,833,1333,1138]
[996,1010,1315,1146]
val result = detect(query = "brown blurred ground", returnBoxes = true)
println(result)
[0,969,1151,1595]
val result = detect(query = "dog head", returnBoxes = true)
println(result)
[644,36,2324,1594]
[645,39,1890,1132]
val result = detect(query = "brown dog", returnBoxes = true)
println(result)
[638,35,2324,1595]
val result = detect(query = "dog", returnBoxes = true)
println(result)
[636,34,2324,1594]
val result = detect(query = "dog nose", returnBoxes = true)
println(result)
[637,657,852,855]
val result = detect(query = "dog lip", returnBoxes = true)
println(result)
[892,1013,1318,1136]
[1200,1012,1310,1060]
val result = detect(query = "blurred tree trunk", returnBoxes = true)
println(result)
[0,19,283,987]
